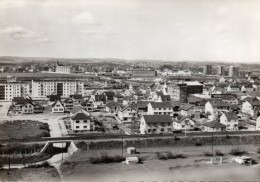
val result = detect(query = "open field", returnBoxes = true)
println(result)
[60,144,260,181]
[0,167,61,181]
[0,120,50,140]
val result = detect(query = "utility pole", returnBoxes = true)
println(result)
[212,132,214,156]
[61,142,63,163]
[121,137,124,157]
[8,140,11,170]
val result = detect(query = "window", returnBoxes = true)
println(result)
[76,126,79,129]
[76,120,79,123]
[84,120,87,123]
[83,126,87,128]
[161,128,164,132]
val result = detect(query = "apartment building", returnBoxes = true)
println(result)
[31,80,83,98]
[0,82,30,101]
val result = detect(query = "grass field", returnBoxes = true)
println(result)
[0,167,61,181]
[0,120,50,140]
[60,144,260,181]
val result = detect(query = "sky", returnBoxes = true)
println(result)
[0,0,260,63]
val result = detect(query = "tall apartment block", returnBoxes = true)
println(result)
[203,65,212,75]
[229,66,240,77]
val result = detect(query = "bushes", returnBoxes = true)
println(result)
[156,151,185,160]
[204,151,213,156]
[229,147,248,156]
[195,142,202,146]
[215,150,224,156]
[89,152,125,164]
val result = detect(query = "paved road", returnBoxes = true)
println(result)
[0,101,11,118]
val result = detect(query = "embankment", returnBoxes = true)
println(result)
[76,134,260,150]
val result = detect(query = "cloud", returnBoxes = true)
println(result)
[1,26,51,42]
[71,12,95,25]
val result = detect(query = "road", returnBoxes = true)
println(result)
[0,101,11,118]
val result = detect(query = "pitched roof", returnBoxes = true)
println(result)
[136,101,152,108]
[106,101,121,108]
[204,120,226,128]
[151,102,172,108]
[187,97,203,103]
[71,112,91,120]
[104,91,115,97]
[222,95,237,101]
[52,100,64,108]
[143,115,172,123]
[12,97,27,104]
[161,95,171,101]
[121,103,138,111]
[49,95,61,102]
[70,94,83,100]
[223,112,238,120]
[180,104,194,111]
[174,115,194,123]
[170,101,181,107]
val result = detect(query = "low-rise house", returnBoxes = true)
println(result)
[52,100,65,113]
[70,111,95,133]
[173,116,195,131]
[118,104,138,123]
[220,112,239,131]
[222,95,238,105]
[34,102,44,113]
[242,101,254,116]
[70,94,83,104]
[203,120,226,132]
[81,97,97,111]
[11,97,35,114]
[159,95,171,102]
[104,91,116,101]
[150,102,173,117]
[105,101,122,113]
[94,94,107,105]
[49,95,61,103]
[226,85,241,92]
[140,115,173,134]
[180,104,195,117]
[136,101,153,116]
[241,85,254,92]
[63,98,74,110]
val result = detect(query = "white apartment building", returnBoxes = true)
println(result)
[31,80,83,98]
[0,82,30,101]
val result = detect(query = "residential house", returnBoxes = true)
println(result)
[226,85,241,92]
[220,112,239,131]
[150,102,173,117]
[11,97,35,114]
[180,104,195,117]
[140,115,173,134]
[52,100,65,113]
[222,95,238,105]
[105,101,122,113]
[63,98,74,110]
[219,77,225,83]
[70,94,83,104]
[241,85,254,92]
[104,91,116,101]
[242,101,254,116]
[173,116,195,131]
[118,104,138,123]
[70,111,95,133]
[81,97,97,112]
[203,120,226,132]
[136,101,153,116]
